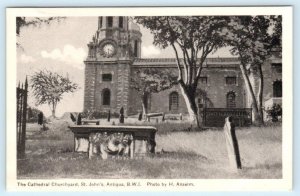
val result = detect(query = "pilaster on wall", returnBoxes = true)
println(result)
[116,64,130,116]
[83,63,96,111]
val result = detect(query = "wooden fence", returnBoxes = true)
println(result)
[203,108,252,127]
[16,78,28,159]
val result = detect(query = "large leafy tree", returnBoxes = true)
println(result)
[16,17,65,47]
[30,70,78,117]
[130,68,177,117]
[135,16,229,127]
[226,16,282,125]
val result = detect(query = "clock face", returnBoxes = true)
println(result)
[102,44,115,56]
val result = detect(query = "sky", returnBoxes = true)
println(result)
[17,17,234,117]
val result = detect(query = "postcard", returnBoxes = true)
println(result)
[6,7,293,191]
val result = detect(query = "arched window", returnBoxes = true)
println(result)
[134,40,138,57]
[227,92,236,108]
[107,17,113,27]
[119,17,123,28]
[273,80,282,97]
[102,89,111,106]
[169,92,179,112]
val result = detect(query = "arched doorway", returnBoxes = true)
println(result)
[102,88,111,106]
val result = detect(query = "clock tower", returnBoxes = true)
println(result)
[83,16,142,115]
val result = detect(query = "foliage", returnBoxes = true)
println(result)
[135,16,228,85]
[131,68,177,94]
[226,16,280,68]
[135,16,229,126]
[27,106,43,123]
[224,16,282,125]
[16,17,66,48]
[16,17,65,36]
[266,104,282,122]
[30,70,78,117]
[130,68,177,116]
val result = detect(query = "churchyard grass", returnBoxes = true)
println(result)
[18,118,282,179]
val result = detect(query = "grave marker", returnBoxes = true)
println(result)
[223,116,242,170]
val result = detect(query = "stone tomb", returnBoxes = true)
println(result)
[69,125,157,159]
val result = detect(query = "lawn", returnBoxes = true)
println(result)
[17,117,282,179]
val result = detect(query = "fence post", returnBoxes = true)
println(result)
[21,78,28,158]
[223,116,242,171]
[16,78,28,159]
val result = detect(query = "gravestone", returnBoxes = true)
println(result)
[138,112,142,121]
[38,112,43,125]
[119,107,124,124]
[107,110,111,122]
[223,116,242,170]
[77,113,82,125]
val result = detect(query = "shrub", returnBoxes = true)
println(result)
[266,104,282,122]
[27,106,44,123]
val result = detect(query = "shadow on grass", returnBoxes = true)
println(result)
[237,163,282,179]
[155,150,209,162]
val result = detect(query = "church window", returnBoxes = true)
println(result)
[102,73,112,82]
[226,76,237,85]
[169,92,179,112]
[102,88,111,106]
[226,92,236,108]
[273,80,282,97]
[107,17,113,27]
[119,17,123,28]
[134,40,138,57]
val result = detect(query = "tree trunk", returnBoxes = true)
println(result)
[179,83,200,128]
[141,93,148,119]
[256,65,265,124]
[239,64,263,126]
[51,101,57,118]
[51,110,56,118]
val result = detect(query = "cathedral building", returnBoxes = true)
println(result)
[83,16,282,122]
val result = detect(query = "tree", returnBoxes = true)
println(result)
[30,70,78,117]
[130,68,177,117]
[135,16,228,127]
[16,17,65,47]
[225,16,282,125]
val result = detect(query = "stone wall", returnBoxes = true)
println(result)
[83,63,96,111]
[84,58,281,117]
[127,65,246,115]
[87,63,131,115]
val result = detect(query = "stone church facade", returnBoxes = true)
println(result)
[83,16,282,117]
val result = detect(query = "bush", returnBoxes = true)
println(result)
[266,104,282,122]
[27,106,44,123]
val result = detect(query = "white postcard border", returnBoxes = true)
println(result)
[6,6,293,191]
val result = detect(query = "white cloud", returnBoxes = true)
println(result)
[41,44,86,69]
[142,45,161,57]
[19,54,36,63]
